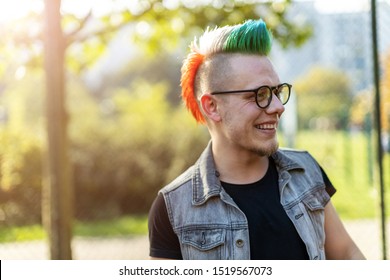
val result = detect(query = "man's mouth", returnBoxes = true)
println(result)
[255,123,277,130]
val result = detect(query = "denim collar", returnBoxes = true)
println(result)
[192,142,305,205]
[192,141,222,205]
[271,148,305,172]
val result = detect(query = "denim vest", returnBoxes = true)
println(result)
[160,142,330,260]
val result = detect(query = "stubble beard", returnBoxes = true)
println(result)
[249,140,279,157]
[222,111,280,157]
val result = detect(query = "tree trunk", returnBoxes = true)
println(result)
[42,0,73,260]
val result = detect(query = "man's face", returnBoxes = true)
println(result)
[212,54,285,157]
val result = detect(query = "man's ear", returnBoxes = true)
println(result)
[199,94,222,122]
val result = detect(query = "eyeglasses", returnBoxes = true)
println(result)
[210,83,292,109]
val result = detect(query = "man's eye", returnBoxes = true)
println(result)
[257,89,269,101]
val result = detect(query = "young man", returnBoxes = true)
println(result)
[148,19,365,260]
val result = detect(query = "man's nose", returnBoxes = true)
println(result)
[266,92,285,114]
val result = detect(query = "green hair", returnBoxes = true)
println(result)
[191,18,272,57]
[223,19,272,55]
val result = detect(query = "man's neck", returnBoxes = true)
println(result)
[212,144,270,185]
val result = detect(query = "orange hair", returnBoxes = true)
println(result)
[180,51,205,124]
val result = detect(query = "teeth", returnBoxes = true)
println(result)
[256,124,276,130]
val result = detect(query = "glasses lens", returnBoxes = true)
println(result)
[256,87,272,108]
[277,84,290,105]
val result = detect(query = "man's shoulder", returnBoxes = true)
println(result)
[275,147,313,159]
[273,148,319,169]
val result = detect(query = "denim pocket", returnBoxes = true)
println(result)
[181,228,226,259]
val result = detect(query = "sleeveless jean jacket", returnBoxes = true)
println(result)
[160,142,331,260]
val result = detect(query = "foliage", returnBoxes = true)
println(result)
[69,78,209,219]
[294,66,353,130]
[350,49,390,135]
[0,70,209,224]
[93,53,183,106]
[0,129,43,226]
[3,0,313,74]
[350,89,372,129]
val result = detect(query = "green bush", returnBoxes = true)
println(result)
[68,79,210,220]
[0,129,43,226]
[0,78,209,224]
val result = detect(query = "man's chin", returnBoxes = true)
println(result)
[251,143,279,157]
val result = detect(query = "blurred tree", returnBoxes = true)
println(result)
[350,89,372,129]
[351,49,390,134]
[42,0,72,260]
[294,66,353,130]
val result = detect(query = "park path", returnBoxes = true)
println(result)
[0,235,149,260]
[0,219,389,260]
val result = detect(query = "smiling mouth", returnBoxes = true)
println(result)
[255,123,277,130]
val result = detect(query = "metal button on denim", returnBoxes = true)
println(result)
[235,239,244,248]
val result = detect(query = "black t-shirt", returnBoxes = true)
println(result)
[148,158,336,259]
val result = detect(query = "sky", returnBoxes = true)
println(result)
[0,0,382,24]
[0,0,146,23]
[0,0,42,23]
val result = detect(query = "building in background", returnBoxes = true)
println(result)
[273,0,390,93]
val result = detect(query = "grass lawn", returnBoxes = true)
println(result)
[0,215,148,243]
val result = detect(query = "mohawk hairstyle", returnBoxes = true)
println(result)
[180,19,273,123]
